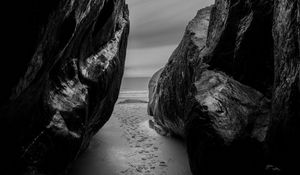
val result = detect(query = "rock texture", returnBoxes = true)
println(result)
[185,69,270,175]
[147,68,163,117]
[148,6,212,137]
[267,0,300,174]
[148,0,299,174]
[0,0,129,175]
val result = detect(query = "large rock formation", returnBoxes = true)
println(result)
[147,68,163,117]
[0,0,129,175]
[185,69,270,175]
[148,0,299,174]
[267,0,300,174]
[148,6,212,137]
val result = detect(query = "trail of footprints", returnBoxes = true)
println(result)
[115,104,168,175]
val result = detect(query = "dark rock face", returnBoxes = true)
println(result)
[186,70,270,175]
[267,0,300,174]
[147,68,163,117]
[148,0,299,174]
[204,0,274,97]
[0,0,129,175]
[148,6,211,137]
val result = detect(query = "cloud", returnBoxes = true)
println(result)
[127,0,214,48]
[124,0,215,77]
[124,45,177,77]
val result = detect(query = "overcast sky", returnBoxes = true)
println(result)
[124,0,214,77]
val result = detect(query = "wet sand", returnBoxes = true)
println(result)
[70,94,191,175]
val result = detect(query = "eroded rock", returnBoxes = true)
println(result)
[0,0,129,174]
[147,68,163,117]
[148,6,212,137]
[148,0,299,174]
[185,70,270,175]
[267,0,300,174]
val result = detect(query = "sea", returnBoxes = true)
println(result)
[119,77,150,99]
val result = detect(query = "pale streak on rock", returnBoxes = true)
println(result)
[80,15,127,82]
[49,59,88,112]
[47,111,81,139]
[49,79,88,112]
[0,0,130,174]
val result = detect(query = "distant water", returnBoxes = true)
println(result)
[120,77,150,91]
[119,91,148,100]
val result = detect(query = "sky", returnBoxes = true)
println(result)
[124,0,214,77]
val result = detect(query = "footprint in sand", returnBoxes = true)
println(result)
[70,101,191,175]
[116,104,169,175]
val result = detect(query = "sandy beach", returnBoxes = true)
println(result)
[69,91,191,175]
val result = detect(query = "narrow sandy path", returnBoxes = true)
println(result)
[70,98,191,175]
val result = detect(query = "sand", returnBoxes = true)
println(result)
[69,93,191,175]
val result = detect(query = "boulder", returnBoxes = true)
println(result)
[147,6,212,137]
[185,70,270,175]
[147,68,163,117]
[202,0,300,174]
[266,0,300,174]
[0,0,129,175]
[203,0,274,97]
[148,0,299,174]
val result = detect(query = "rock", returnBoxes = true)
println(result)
[266,0,300,174]
[204,0,274,97]
[185,70,270,175]
[148,119,170,137]
[0,0,129,175]
[148,0,299,174]
[147,5,212,137]
[265,165,281,175]
[147,68,163,116]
